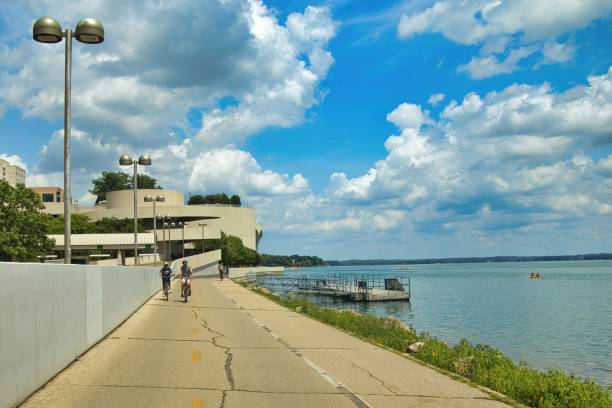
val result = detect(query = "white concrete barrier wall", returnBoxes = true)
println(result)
[171,250,221,277]
[0,262,159,408]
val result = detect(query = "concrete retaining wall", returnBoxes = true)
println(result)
[171,250,221,277]
[0,262,159,408]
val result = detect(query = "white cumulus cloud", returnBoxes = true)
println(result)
[397,0,612,77]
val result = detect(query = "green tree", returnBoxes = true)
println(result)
[0,181,54,261]
[43,215,144,234]
[216,193,230,205]
[188,193,232,205]
[90,171,162,204]
[230,195,241,206]
[192,232,259,265]
[93,217,146,233]
[188,194,206,205]
[133,173,161,189]
[89,171,130,203]
[259,254,325,267]
[218,232,260,266]
[45,214,96,234]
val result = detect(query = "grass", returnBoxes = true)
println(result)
[239,282,612,408]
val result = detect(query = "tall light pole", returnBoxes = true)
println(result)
[169,222,176,261]
[177,221,188,259]
[165,214,170,261]
[183,222,188,258]
[163,221,169,261]
[159,216,166,262]
[33,17,104,264]
[198,222,207,254]
[119,154,151,265]
[144,195,165,266]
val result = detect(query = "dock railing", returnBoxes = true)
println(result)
[244,272,411,302]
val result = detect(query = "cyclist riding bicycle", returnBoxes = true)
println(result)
[160,261,173,294]
[180,260,193,296]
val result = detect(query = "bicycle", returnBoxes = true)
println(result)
[182,280,190,303]
[163,279,170,301]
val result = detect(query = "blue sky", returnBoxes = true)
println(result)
[1,0,611,259]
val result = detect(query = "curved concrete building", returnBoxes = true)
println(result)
[43,189,262,257]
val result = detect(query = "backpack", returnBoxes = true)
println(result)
[181,264,191,276]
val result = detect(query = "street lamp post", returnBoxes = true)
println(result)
[164,215,170,261]
[198,222,207,254]
[169,222,176,261]
[33,17,104,264]
[183,222,188,258]
[119,154,151,265]
[144,195,165,266]
[159,216,166,261]
[177,221,187,259]
[163,221,169,261]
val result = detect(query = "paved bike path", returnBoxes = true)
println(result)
[21,275,511,408]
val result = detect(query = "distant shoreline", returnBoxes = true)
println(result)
[326,253,612,266]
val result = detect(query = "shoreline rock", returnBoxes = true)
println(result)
[384,315,415,334]
[407,341,425,353]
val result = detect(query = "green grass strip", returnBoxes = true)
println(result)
[239,282,612,408]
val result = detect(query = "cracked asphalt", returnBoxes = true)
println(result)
[20,275,512,408]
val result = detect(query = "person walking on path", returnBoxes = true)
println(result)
[218,264,224,281]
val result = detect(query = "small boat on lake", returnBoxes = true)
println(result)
[529,273,544,279]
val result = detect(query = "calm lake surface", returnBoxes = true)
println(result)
[279,261,612,388]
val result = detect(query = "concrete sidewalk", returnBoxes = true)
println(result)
[21,276,512,408]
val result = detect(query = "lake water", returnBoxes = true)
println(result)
[278,261,612,388]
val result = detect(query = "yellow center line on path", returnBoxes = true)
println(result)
[192,327,199,335]
[192,349,201,363]
[191,396,203,408]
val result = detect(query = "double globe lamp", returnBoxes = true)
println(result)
[33,17,104,264]
[119,155,152,266]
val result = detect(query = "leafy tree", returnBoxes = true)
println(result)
[194,232,259,265]
[45,214,96,234]
[89,171,162,204]
[93,217,146,233]
[0,181,54,261]
[89,171,130,203]
[189,231,261,265]
[133,173,161,189]
[216,193,230,205]
[188,193,232,205]
[230,195,241,206]
[193,237,222,253]
[259,254,325,267]
[188,194,206,205]
[215,232,260,266]
[44,215,145,234]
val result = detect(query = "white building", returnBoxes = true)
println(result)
[42,189,262,260]
[0,158,26,186]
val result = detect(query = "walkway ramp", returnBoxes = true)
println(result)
[21,277,511,408]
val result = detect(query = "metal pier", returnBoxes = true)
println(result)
[247,273,411,302]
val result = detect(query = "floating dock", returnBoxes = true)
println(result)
[248,273,411,302]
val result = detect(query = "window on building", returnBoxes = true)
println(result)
[56,191,61,202]
[41,193,54,203]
